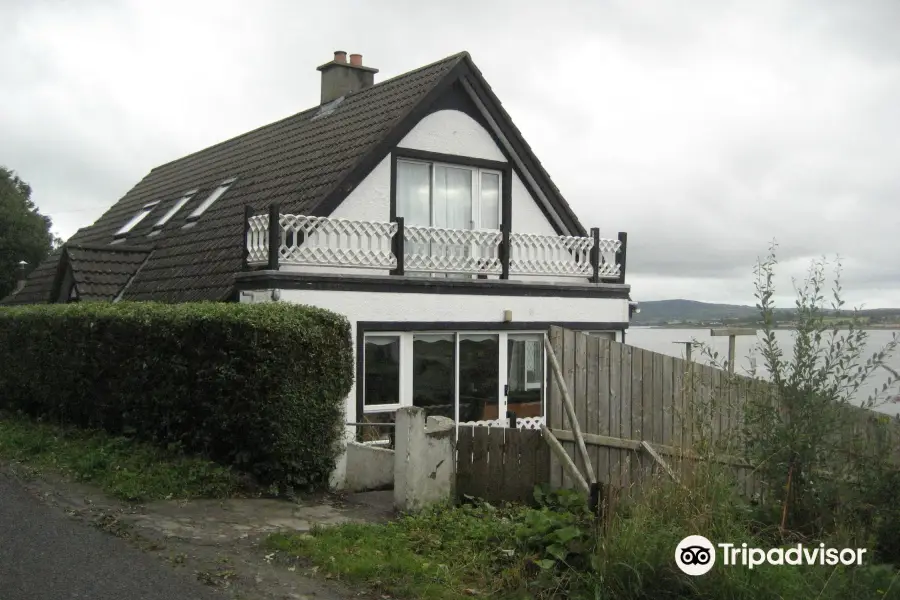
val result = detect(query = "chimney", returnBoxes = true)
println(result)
[316,50,379,104]
[12,260,27,295]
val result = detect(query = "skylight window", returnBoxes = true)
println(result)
[150,190,197,233]
[114,201,160,238]
[186,178,237,222]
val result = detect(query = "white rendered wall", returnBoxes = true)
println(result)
[249,286,627,488]
[398,109,506,161]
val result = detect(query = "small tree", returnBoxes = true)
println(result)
[740,242,899,539]
[0,166,61,299]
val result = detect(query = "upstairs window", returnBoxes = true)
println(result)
[114,201,160,239]
[151,190,197,233]
[186,178,237,222]
[396,160,500,230]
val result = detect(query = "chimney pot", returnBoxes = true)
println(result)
[349,53,362,66]
[333,50,347,63]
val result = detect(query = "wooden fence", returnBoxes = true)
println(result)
[546,326,760,496]
[546,326,900,497]
[455,326,900,504]
[456,425,550,504]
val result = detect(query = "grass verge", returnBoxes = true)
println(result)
[263,480,900,600]
[0,412,254,502]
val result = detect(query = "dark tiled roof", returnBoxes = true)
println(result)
[4,50,589,305]
[6,52,467,304]
[1,250,61,305]
[66,245,153,301]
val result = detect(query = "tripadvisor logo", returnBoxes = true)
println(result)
[675,536,868,576]
[675,535,716,576]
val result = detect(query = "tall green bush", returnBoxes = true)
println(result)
[0,302,353,489]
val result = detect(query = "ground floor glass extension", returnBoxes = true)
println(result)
[361,331,548,438]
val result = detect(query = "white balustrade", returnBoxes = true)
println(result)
[458,415,546,429]
[404,226,502,275]
[245,214,397,269]
[246,215,269,265]
[509,232,594,278]
[595,236,623,279]
[509,233,621,279]
[246,212,622,280]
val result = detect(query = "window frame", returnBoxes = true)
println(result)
[362,333,406,414]
[395,158,502,230]
[359,330,547,430]
[114,200,160,239]
[185,177,237,223]
[151,189,197,233]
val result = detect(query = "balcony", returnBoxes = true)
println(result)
[243,204,627,283]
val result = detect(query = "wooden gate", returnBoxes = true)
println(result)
[456,425,550,504]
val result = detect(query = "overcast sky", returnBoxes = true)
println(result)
[2,0,899,307]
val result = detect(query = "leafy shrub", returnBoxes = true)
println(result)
[0,302,353,489]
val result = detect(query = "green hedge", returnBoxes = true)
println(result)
[0,302,353,489]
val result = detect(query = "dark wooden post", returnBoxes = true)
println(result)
[242,205,254,271]
[267,203,280,271]
[500,222,510,280]
[615,231,627,285]
[391,217,405,276]
[507,410,517,429]
[589,227,600,283]
[589,481,605,519]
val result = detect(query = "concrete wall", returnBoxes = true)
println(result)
[340,409,457,512]
[344,441,394,493]
[394,408,456,511]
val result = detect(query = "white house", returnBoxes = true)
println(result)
[4,50,635,488]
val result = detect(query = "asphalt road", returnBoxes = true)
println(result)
[0,474,223,600]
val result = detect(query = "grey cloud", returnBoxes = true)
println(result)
[1,0,899,305]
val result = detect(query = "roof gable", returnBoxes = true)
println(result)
[4,51,586,305]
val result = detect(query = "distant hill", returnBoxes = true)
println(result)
[632,300,900,326]
[632,300,761,325]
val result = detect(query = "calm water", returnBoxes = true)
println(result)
[625,327,900,416]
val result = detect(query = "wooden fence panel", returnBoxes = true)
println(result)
[548,327,564,489]
[575,332,589,475]
[586,335,601,487]
[608,337,623,489]
[456,426,549,504]
[561,328,578,489]
[640,346,654,479]
[661,355,674,449]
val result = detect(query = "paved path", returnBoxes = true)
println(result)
[0,474,224,600]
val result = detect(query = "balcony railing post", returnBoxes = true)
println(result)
[615,231,627,285]
[589,227,600,283]
[391,216,405,276]
[242,205,254,271]
[500,222,510,280]
[267,203,280,271]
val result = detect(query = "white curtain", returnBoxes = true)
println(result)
[480,172,500,230]
[508,340,525,391]
[397,161,431,227]
[433,165,472,230]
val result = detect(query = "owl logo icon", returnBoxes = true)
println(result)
[675,535,716,575]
